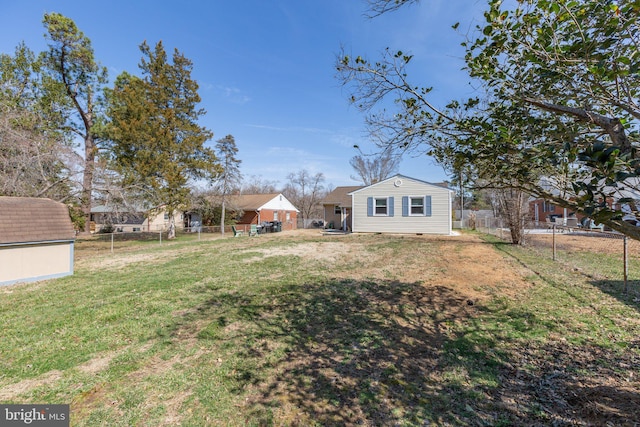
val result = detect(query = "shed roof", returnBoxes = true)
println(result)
[0,197,75,244]
[322,186,364,206]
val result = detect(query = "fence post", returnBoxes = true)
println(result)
[624,236,628,293]
[111,233,114,254]
[159,231,162,245]
[552,224,556,261]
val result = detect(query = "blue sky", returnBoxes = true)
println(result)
[0,0,487,189]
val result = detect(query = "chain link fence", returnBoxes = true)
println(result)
[476,218,640,294]
[84,225,253,254]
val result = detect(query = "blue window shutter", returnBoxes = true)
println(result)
[367,197,373,216]
[402,196,409,217]
[388,197,394,217]
[425,195,432,216]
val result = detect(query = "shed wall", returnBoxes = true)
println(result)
[352,177,451,234]
[0,242,74,286]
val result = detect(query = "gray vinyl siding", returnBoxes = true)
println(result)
[351,176,452,234]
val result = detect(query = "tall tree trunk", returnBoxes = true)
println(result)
[220,197,226,236]
[168,212,176,239]
[497,188,528,245]
[82,134,95,233]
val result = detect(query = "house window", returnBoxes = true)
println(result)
[367,196,394,217]
[274,211,279,221]
[334,205,341,215]
[375,198,388,215]
[286,212,291,221]
[402,195,431,217]
[410,197,424,215]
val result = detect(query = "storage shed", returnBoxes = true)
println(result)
[0,197,75,286]
[350,174,453,235]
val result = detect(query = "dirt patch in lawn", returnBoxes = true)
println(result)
[241,241,355,264]
[241,232,639,425]
[0,352,117,401]
[243,233,539,425]
[0,370,63,401]
[328,233,532,302]
[244,233,531,299]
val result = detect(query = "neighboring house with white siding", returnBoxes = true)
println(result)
[90,204,185,233]
[349,174,453,235]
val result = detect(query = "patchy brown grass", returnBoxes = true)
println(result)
[1,230,639,425]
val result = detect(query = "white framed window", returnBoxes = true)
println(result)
[334,205,341,215]
[402,195,432,217]
[286,212,290,221]
[367,196,394,217]
[410,196,424,215]
[374,197,388,215]
[273,211,279,221]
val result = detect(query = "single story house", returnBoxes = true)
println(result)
[344,174,453,235]
[321,185,364,231]
[233,193,299,231]
[0,197,75,286]
[90,204,184,233]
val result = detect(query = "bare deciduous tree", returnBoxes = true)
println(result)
[0,43,75,202]
[242,175,280,194]
[350,150,400,185]
[283,170,326,227]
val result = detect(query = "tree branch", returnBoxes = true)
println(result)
[524,97,632,154]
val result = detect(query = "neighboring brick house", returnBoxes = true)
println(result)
[233,193,299,231]
[529,198,568,223]
[529,198,595,225]
[0,197,75,286]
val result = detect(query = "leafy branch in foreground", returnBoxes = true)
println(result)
[337,0,640,240]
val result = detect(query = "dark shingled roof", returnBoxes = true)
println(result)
[232,193,281,211]
[321,186,364,207]
[0,197,75,244]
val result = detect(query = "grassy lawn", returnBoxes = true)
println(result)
[1,230,639,425]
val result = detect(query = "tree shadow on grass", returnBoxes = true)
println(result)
[590,279,640,311]
[174,278,640,426]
